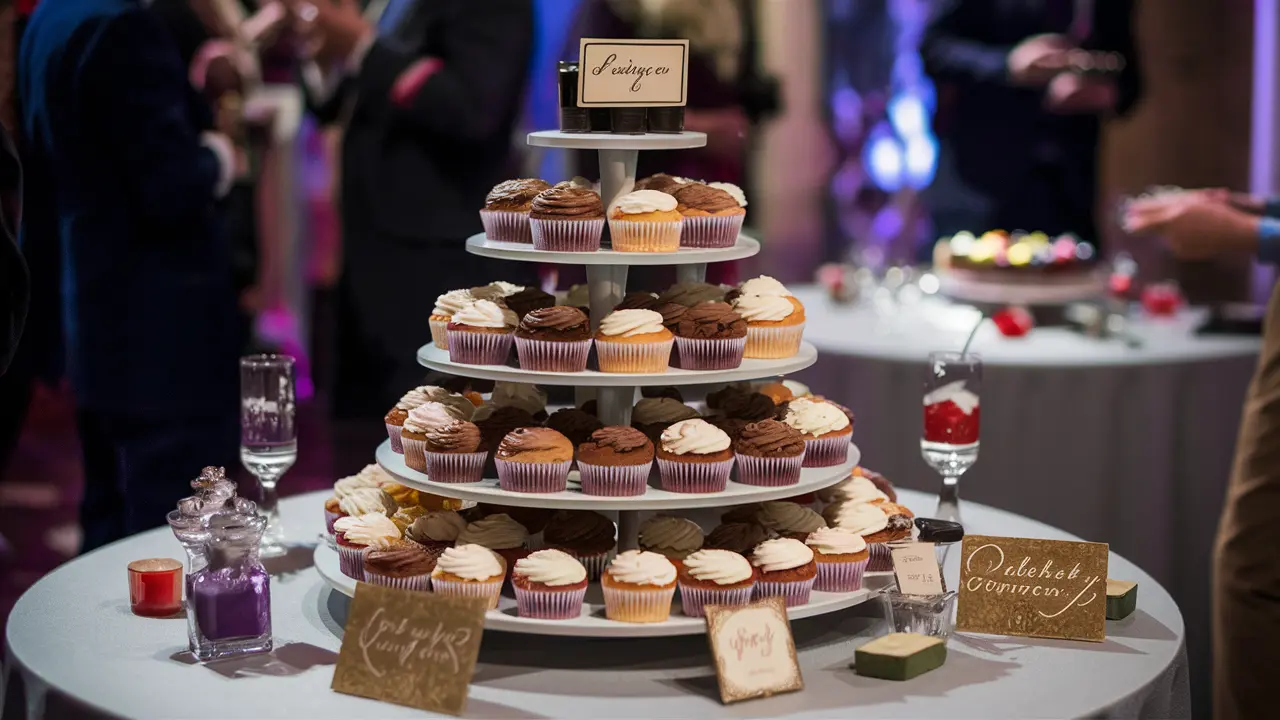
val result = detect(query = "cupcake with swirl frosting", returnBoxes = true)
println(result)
[672,301,748,370]
[406,510,468,550]
[805,527,870,592]
[383,386,431,454]
[750,537,818,607]
[514,306,593,372]
[782,398,853,467]
[480,178,551,243]
[755,501,827,540]
[732,293,805,359]
[529,184,606,251]
[608,190,683,252]
[657,282,727,307]
[638,515,705,562]
[678,548,757,617]
[577,426,655,497]
[362,541,440,591]
[446,299,517,365]
[543,510,617,581]
[494,427,575,494]
[672,183,746,248]
[429,289,475,349]
[634,173,689,194]
[431,544,507,610]
[333,513,401,580]
[512,549,589,619]
[601,550,678,623]
[422,419,485,484]
[400,402,463,473]
[504,287,556,320]
[656,418,735,493]
[631,397,700,444]
[823,500,912,572]
[734,420,807,487]
[456,513,530,574]
[594,309,674,373]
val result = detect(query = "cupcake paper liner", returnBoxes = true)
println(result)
[656,457,734,493]
[479,209,532,244]
[674,336,747,370]
[385,422,405,454]
[515,337,593,372]
[363,570,431,592]
[734,453,805,487]
[424,450,488,484]
[447,329,514,365]
[402,436,429,473]
[324,509,343,536]
[496,458,572,493]
[514,585,587,620]
[744,322,806,359]
[337,543,366,580]
[802,435,851,468]
[868,542,893,572]
[607,218,682,253]
[595,338,674,373]
[814,557,870,592]
[429,317,450,349]
[431,576,503,610]
[602,583,676,623]
[530,217,605,252]
[680,213,745,249]
[578,461,652,496]
[679,583,754,617]
[755,576,816,607]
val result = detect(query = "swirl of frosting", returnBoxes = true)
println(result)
[683,549,755,585]
[425,420,482,453]
[732,294,795,322]
[433,289,475,317]
[634,173,688,193]
[491,382,547,416]
[738,275,792,297]
[708,182,748,207]
[485,179,550,210]
[830,475,889,505]
[333,473,381,499]
[519,306,589,333]
[334,513,401,549]
[354,463,394,486]
[394,387,431,411]
[403,401,462,435]
[365,543,438,576]
[584,426,651,453]
[705,522,777,553]
[638,516,704,555]
[823,501,889,537]
[514,549,587,586]
[407,511,468,544]
[755,501,826,534]
[805,527,868,555]
[674,301,747,339]
[607,549,677,586]
[672,183,741,214]
[456,513,528,550]
[783,398,851,437]
[435,544,505,581]
[750,538,815,572]
[338,487,398,517]
[599,309,666,337]
[632,397,699,425]
[735,420,805,456]
[657,282,727,307]
[614,189,678,215]
[530,185,604,219]
[452,299,514,329]
[660,418,731,455]
[421,386,476,421]
[470,281,526,300]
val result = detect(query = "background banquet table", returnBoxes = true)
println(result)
[790,284,1259,715]
[5,489,1187,719]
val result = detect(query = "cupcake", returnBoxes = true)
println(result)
[529,184,606,251]
[475,505,554,537]
[490,381,549,420]
[678,548,757,617]
[338,487,398,521]
[494,427,574,493]
[818,470,891,506]
[400,402,464,473]
[672,183,746,248]
[607,190,682,252]
[512,549,589,619]
[704,522,777,556]
[333,513,401,580]
[613,291,661,311]
[446,299,517,365]
[782,398,853,467]
[594,309,674,373]
[480,178,551,243]
[362,541,440,591]
[325,471,384,533]
[456,513,530,572]
[514,307,593,372]
[504,287,556,320]
[734,275,795,301]
[708,416,750,445]
[474,406,539,453]
[732,293,805,359]
[656,419,734,494]
[631,397,700,444]
[542,510,618,580]
[601,550,678,623]
[707,387,777,422]
[421,386,478,421]
[657,282,727,307]
[470,280,526,302]
[637,515,705,562]
[406,510,467,551]
[431,544,507,610]
[823,501,912,571]
[734,420,807,486]
[577,426,655,497]
[544,408,605,451]
[750,538,818,607]
[805,527,870,592]
[430,289,475,350]
[641,386,683,401]
[384,386,431,453]
[634,173,689,194]
[755,501,826,540]
[672,301,747,370]
[423,419,486,483]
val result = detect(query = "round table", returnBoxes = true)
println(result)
[6,490,1188,719]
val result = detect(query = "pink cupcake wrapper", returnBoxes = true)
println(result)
[679,583,754,617]
[602,584,676,622]
[744,322,806,359]
[578,461,652,496]
[595,338,674,373]
[674,336,747,370]
[656,457,734,493]
[868,542,893,572]
[530,217,605,252]
[429,318,450,349]
[424,450,488,483]
[802,435,851,468]
[607,218,682,252]
[447,329,514,365]
[755,577,816,607]
[515,337,593,372]
[363,571,432,592]
[814,557,870,592]
[496,458,572,493]
[680,213,745,248]
[734,453,805,486]
[479,209,532,243]
[337,544,366,580]
[385,422,405,454]
[430,576,503,610]
[402,436,429,473]
[514,586,587,619]
[324,509,343,536]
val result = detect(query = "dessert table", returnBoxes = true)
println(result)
[5,489,1188,719]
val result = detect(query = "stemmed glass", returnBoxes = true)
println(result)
[921,352,981,524]
[240,354,297,558]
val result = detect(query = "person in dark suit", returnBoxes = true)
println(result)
[19,0,246,550]
[921,0,1141,248]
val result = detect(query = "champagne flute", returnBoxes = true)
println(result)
[240,354,297,558]
[921,352,981,524]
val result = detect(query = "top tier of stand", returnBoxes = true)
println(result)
[465,233,761,266]
[527,130,707,151]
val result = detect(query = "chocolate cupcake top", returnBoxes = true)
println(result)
[735,420,806,458]
[543,510,616,550]
[708,416,750,444]
[632,397,700,426]
[653,302,688,332]
[673,301,747,340]
[705,522,777,554]
[634,173,689,194]
[544,408,605,447]
[516,306,591,341]
[717,391,777,422]
[529,185,605,220]
[672,183,741,214]
[505,287,556,320]
[640,386,683,402]
[364,543,439,577]
[657,282,727,307]
[425,420,482,454]
[475,406,539,451]
[614,291,660,311]
[577,426,655,466]
[495,427,574,461]
[484,178,551,211]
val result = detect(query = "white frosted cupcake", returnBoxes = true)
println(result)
[334,513,401,580]
[447,299,518,365]
[750,538,818,607]
[512,549,589,620]
[325,470,384,534]
[607,190,683,252]
[732,293,805,359]
[594,309,674,373]
[782,398,852,467]
[400,402,465,473]
[823,500,906,572]
[678,549,757,617]
[383,386,430,454]
[601,550,678,623]
[430,289,475,350]
[655,419,735,493]
[805,527,870,592]
[431,544,507,610]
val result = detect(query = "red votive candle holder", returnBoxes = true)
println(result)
[128,558,183,617]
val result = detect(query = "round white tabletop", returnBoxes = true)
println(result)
[6,489,1187,719]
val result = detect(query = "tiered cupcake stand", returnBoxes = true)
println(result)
[314,130,879,638]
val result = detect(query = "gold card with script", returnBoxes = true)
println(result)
[704,596,804,704]
[957,535,1109,642]
[331,583,487,716]
[578,38,690,107]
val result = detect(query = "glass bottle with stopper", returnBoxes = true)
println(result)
[187,510,272,661]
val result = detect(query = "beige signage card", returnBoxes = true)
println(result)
[331,583,488,716]
[892,543,945,595]
[956,535,1109,642]
[577,38,690,107]
[704,596,803,704]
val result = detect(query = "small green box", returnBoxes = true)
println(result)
[854,633,947,681]
[1106,579,1138,620]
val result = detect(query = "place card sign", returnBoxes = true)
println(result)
[704,596,803,704]
[956,535,1108,642]
[892,542,945,595]
[578,38,689,107]
[332,583,487,716]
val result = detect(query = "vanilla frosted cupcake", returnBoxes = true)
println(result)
[601,550,678,623]
[337,487,398,520]
[333,513,401,580]
[819,472,890,506]
[782,398,852,467]
[512,549,588,620]
[383,386,430,454]
[638,515,705,561]
[457,513,530,571]
[678,548,757,617]
[447,299,518,365]
[400,402,463,473]
[325,468,384,534]
[750,537,817,607]
[805,527,870,592]
[656,418,735,493]
[823,500,910,571]
[431,544,507,610]
[594,309,674,373]
[608,189,683,252]
[672,183,746,248]
[732,293,805,359]
[430,289,475,349]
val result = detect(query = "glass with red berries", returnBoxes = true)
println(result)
[922,352,982,523]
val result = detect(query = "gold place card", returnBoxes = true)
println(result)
[331,583,488,716]
[705,596,804,704]
[577,38,690,107]
[891,542,945,595]
[956,535,1109,642]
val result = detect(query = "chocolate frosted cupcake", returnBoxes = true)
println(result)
[614,291,660,311]
[481,178,551,243]
[494,427,575,493]
[514,306,593,372]
[672,183,746,248]
[641,386,683,401]
[423,419,486,484]
[475,406,539,453]
[705,522,777,555]
[577,426,655,497]
[672,301,747,370]
[708,387,777,422]
[529,184,606,251]
[362,541,440,591]
[734,420,807,487]
[631,397,700,444]
[634,173,689,194]
[657,282,727,307]
[543,510,618,580]
[709,416,750,444]
[545,408,605,449]
[505,287,556,320]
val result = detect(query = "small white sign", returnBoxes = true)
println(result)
[892,543,945,596]
[577,38,690,107]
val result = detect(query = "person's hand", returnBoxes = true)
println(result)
[1044,72,1118,114]
[288,0,371,65]
[1191,188,1268,215]
[1125,196,1260,260]
[1007,34,1073,86]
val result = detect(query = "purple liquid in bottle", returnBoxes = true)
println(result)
[191,567,271,640]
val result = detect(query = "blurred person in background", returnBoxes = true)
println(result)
[0,122,24,377]
[921,0,1140,248]
[19,0,248,550]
